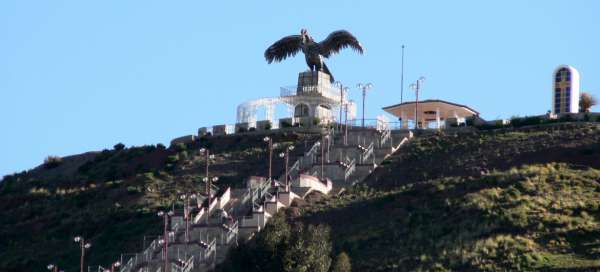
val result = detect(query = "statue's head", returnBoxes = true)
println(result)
[300,28,311,43]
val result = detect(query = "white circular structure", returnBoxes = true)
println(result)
[236,71,356,128]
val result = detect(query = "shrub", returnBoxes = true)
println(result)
[43,156,63,169]
[332,252,352,272]
[166,155,179,164]
[156,143,166,150]
[113,143,125,151]
[510,116,542,127]
[264,122,272,130]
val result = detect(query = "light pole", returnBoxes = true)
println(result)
[202,176,218,224]
[199,148,216,205]
[334,82,348,131]
[263,136,273,185]
[320,135,327,181]
[47,264,59,272]
[313,140,322,180]
[73,236,91,272]
[279,145,295,192]
[157,210,174,272]
[109,261,121,272]
[409,77,425,129]
[357,83,373,128]
[180,193,197,243]
[344,101,349,145]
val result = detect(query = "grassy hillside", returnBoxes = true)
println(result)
[0,132,316,271]
[224,123,600,271]
[299,164,600,271]
[370,123,600,189]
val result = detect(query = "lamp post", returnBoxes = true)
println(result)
[313,140,322,180]
[334,82,348,131]
[279,145,295,192]
[157,210,174,272]
[263,136,273,185]
[73,236,91,272]
[320,135,327,181]
[199,148,216,205]
[409,77,425,129]
[109,261,121,272]
[357,83,373,128]
[344,101,349,145]
[202,176,219,224]
[180,193,197,243]
[47,264,59,272]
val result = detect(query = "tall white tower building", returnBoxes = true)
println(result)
[552,65,580,114]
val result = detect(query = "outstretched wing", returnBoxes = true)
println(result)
[264,35,303,64]
[319,30,363,58]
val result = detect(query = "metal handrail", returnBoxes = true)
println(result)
[171,255,194,272]
[344,159,356,181]
[361,142,374,164]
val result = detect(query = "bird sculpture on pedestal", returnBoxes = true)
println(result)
[264,29,364,82]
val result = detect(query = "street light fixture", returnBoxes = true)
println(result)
[344,100,352,145]
[73,236,91,272]
[180,193,197,243]
[199,148,217,206]
[157,210,174,272]
[334,82,349,131]
[318,134,329,181]
[279,145,295,192]
[108,261,121,272]
[409,77,425,129]
[263,136,273,185]
[357,83,373,128]
[47,264,58,272]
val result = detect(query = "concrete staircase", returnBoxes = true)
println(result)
[115,126,411,272]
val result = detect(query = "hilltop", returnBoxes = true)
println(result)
[2,123,600,271]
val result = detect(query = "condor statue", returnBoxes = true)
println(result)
[264,29,363,82]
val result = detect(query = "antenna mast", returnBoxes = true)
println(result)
[401,45,405,103]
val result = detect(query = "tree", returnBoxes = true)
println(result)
[113,143,125,151]
[332,252,351,272]
[283,224,332,272]
[579,92,597,113]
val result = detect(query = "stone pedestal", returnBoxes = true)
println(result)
[297,70,332,95]
[292,71,337,126]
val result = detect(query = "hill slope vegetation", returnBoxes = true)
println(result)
[221,123,600,272]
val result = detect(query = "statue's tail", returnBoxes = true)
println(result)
[322,62,334,83]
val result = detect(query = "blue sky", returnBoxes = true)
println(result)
[1,0,599,176]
